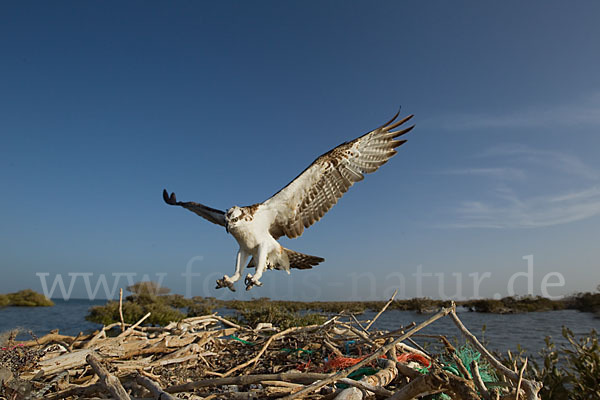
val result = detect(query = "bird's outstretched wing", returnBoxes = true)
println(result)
[264,111,414,239]
[162,189,227,227]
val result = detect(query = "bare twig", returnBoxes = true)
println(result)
[68,332,83,351]
[135,373,177,400]
[118,312,151,338]
[86,353,130,400]
[212,314,243,330]
[44,383,103,400]
[349,313,368,334]
[365,288,398,331]
[119,288,125,333]
[324,338,344,357]
[471,360,491,400]
[18,332,87,348]
[440,336,471,379]
[338,377,395,397]
[338,322,377,347]
[167,372,332,393]
[515,358,528,400]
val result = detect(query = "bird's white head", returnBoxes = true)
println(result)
[226,206,243,221]
[225,206,243,233]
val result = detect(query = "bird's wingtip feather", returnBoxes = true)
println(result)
[163,189,177,205]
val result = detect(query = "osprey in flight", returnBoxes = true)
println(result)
[163,111,414,291]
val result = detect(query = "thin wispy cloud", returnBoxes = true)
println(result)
[440,92,600,130]
[442,145,600,229]
[451,186,600,229]
[481,144,599,180]
[441,167,526,181]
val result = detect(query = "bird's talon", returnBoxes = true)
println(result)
[215,277,236,292]
[245,277,263,291]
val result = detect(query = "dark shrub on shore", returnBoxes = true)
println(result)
[184,296,216,317]
[86,282,185,326]
[126,281,170,296]
[227,298,367,314]
[86,298,185,326]
[0,290,53,307]
[228,304,327,329]
[565,292,600,314]
[502,295,566,312]
[463,296,566,313]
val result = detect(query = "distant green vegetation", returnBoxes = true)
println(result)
[224,293,599,316]
[227,299,327,329]
[226,298,368,314]
[564,291,600,315]
[224,293,598,315]
[0,289,53,307]
[86,281,188,326]
[86,281,600,328]
[461,296,567,313]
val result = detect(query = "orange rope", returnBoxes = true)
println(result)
[324,352,430,371]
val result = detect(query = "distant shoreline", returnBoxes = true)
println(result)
[3,290,599,317]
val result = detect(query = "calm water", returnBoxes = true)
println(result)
[1,300,598,357]
[0,299,105,339]
[370,308,600,355]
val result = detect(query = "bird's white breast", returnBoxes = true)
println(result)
[228,205,278,253]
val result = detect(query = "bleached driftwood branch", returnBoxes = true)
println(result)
[86,353,130,400]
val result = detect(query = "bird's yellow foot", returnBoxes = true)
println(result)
[216,276,236,292]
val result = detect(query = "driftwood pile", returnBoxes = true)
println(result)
[2,301,543,400]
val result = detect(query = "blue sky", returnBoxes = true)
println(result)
[2,1,600,300]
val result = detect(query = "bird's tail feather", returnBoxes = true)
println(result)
[283,248,324,270]
[246,249,324,270]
